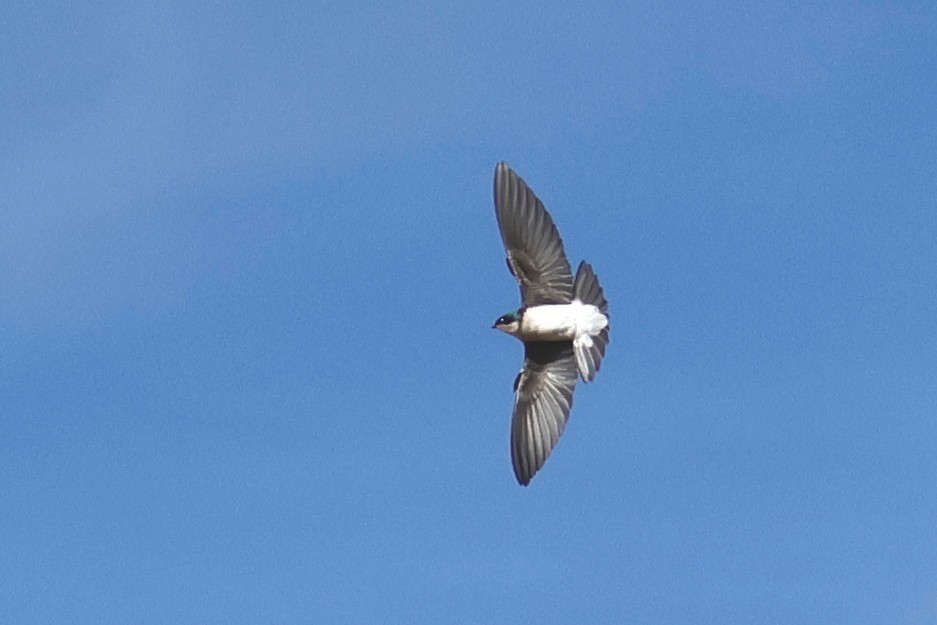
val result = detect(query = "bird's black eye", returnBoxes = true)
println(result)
[497,314,515,326]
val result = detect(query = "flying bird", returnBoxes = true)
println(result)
[492,162,610,486]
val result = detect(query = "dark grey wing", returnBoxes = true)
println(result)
[510,341,579,486]
[494,162,575,306]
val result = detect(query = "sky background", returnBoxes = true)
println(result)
[2,2,937,624]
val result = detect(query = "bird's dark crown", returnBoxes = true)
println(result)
[493,309,522,327]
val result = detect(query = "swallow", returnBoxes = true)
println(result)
[492,162,610,486]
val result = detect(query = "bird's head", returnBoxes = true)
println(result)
[492,310,521,336]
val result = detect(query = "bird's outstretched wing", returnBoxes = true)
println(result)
[510,341,579,485]
[494,162,574,306]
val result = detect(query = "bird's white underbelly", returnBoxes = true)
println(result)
[521,301,608,341]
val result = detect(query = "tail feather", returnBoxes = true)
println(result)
[574,261,608,313]
[573,261,610,382]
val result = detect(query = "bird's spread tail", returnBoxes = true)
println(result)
[573,261,609,382]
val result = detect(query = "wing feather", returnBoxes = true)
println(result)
[494,162,575,306]
[510,341,579,485]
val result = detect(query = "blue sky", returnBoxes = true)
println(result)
[2,2,936,623]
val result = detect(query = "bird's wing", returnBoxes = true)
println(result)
[510,341,578,485]
[494,162,574,306]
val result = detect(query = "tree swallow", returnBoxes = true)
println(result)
[492,162,610,486]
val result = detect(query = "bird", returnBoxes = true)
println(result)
[491,161,610,486]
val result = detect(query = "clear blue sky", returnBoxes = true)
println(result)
[2,2,936,623]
